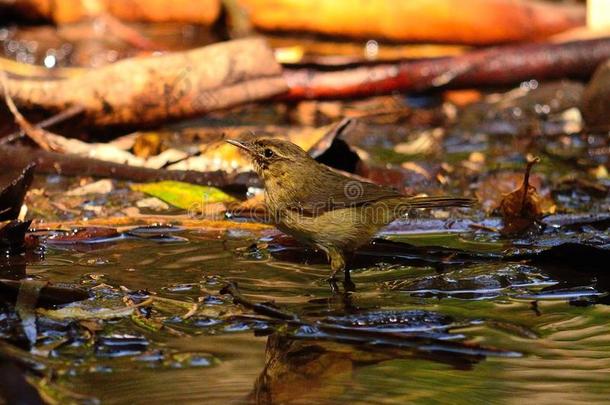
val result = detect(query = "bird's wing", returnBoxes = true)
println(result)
[287,169,402,216]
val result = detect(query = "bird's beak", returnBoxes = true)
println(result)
[226,139,254,154]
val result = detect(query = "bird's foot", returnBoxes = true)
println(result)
[343,268,356,292]
[327,276,340,294]
[326,276,356,294]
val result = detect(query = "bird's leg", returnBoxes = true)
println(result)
[342,268,355,292]
[343,252,356,292]
[327,248,346,294]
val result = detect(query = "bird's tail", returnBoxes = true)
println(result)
[401,196,476,209]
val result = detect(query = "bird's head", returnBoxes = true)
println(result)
[226,137,314,181]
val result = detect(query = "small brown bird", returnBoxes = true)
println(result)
[227,138,473,291]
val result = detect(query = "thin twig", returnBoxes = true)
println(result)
[0,71,64,152]
[0,144,245,189]
[0,104,85,146]
[220,282,297,320]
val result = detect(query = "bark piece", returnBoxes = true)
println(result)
[0,37,288,127]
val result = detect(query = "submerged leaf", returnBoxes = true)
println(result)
[131,312,164,332]
[15,280,47,345]
[39,306,136,321]
[131,181,237,211]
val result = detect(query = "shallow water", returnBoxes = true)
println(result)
[23,228,610,404]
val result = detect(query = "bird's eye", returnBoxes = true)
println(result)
[263,148,274,158]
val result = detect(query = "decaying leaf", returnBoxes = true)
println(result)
[394,128,444,156]
[39,305,136,321]
[0,164,35,222]
[45,227,120,244]
[499,157,543,235]
[0,220,32,252]
[131,181,237,212]
[65,179,114,196]
[149,296,198,319]
[132,133,166,158]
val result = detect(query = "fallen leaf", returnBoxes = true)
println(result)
[144,148,190,169]
[394,128,444,155]
[592,165,609,179]
[499,157,544,236]
[401,162,432,180]
[132,132,166,158]
[461,151,486,173]
[39,296,153,321]
[65,179,114,196]
[476,170,549,214]
[0,220,32,252]
[131,181,237,211]
[39,306,136,321]
[0,164,35,221]
[46,227,120,244]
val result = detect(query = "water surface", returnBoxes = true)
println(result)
[26,229,610,404]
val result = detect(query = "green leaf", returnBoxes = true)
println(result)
[131,181,236,210]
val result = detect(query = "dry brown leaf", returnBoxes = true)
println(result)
[499,157,544,236]
[132,133,166,158]
[394,128,444,156]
